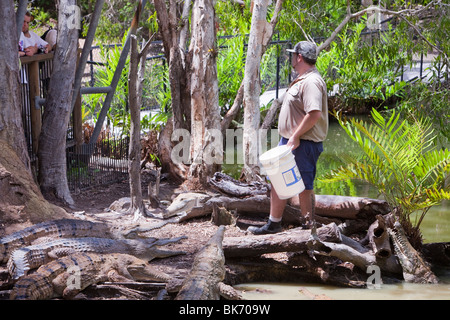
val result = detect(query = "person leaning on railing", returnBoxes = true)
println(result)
[18,11,51,57]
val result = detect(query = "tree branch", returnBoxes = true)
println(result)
[317,0,447,63]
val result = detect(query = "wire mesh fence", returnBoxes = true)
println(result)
[66,135,129,192]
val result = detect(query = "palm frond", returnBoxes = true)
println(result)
[322,108,450,229]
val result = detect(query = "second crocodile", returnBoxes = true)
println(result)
[0,219,111,263]
[8,236,186,279]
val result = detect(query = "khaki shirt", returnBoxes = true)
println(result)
[278,68,328,142]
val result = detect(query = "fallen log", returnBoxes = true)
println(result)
[209,173,390,220]
[171,193,386,229]
[209,172,269,197]
[223,223,341,258]
[294,195,390,220]
[223,222,403,276]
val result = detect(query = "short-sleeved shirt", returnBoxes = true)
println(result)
[278,67,328,142]
[19,31,48,51]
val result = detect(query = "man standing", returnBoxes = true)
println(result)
[19,12,50,57]
[249,41,328,234]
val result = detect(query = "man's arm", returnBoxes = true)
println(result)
[286,110,321,150]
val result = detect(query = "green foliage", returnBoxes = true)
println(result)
[217,35,246,112]
[278,0,350,41]
[82,38,130,137]
[397,82,450,148]
[82,0,156,43]
[316,19,409,107]
[320,109,450,230]
[215,0,251,35]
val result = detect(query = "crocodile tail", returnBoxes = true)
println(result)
[8,249,31,280]
[10,273,55,300]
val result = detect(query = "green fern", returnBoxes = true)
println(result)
[320,109,450,230]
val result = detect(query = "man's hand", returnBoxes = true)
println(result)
[24,44,38,56]
[286,135,300,150]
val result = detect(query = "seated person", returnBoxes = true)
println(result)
[19,11,50,57]
[42,18,57,51]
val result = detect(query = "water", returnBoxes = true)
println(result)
[235,280,450,300]
[227,118,450,299]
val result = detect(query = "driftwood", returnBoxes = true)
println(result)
[366,215,392,259]
[169,193,388,228]
[223,223,341,258]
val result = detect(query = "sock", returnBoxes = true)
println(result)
[269,215,282,223]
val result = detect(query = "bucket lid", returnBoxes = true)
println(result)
[259,145,292,164]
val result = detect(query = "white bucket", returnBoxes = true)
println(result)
[259,145,305,200]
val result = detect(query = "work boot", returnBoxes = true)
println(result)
[247,220,282,235]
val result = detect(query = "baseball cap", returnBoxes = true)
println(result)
[286,41,318,62]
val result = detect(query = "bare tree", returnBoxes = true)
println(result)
[38,0,79,205]
[127,0,148,220]
[241,0,284,182]
[262,0,449,131]
[186,0,222,188]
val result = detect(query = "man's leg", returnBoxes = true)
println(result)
[247,186,285,234]
[299,189,316,227]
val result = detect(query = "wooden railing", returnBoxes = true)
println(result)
[20,52,54,158]
[19,52,84,162]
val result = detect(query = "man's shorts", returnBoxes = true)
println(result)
[278,137,323,190]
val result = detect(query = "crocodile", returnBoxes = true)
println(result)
[168,226,241,300]
[387,221,439,284]
[10,252,172,300]
[7,236,186,279]
[0,219,111,264]
[163,192,211,219]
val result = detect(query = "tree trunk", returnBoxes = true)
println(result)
[0,1,31,170]
[154,0,192,182]
[153,0,191,131]
[38,0,79,205]
[128,35,147,220]
[241,0,271,182]
[186,0,222,188]
[126,1,149,220]
[0,1,67,224]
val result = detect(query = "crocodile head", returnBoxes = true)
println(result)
[163,192,211,218]
[125,259,171,282]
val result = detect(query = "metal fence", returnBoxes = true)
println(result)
[66,136,129,192]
